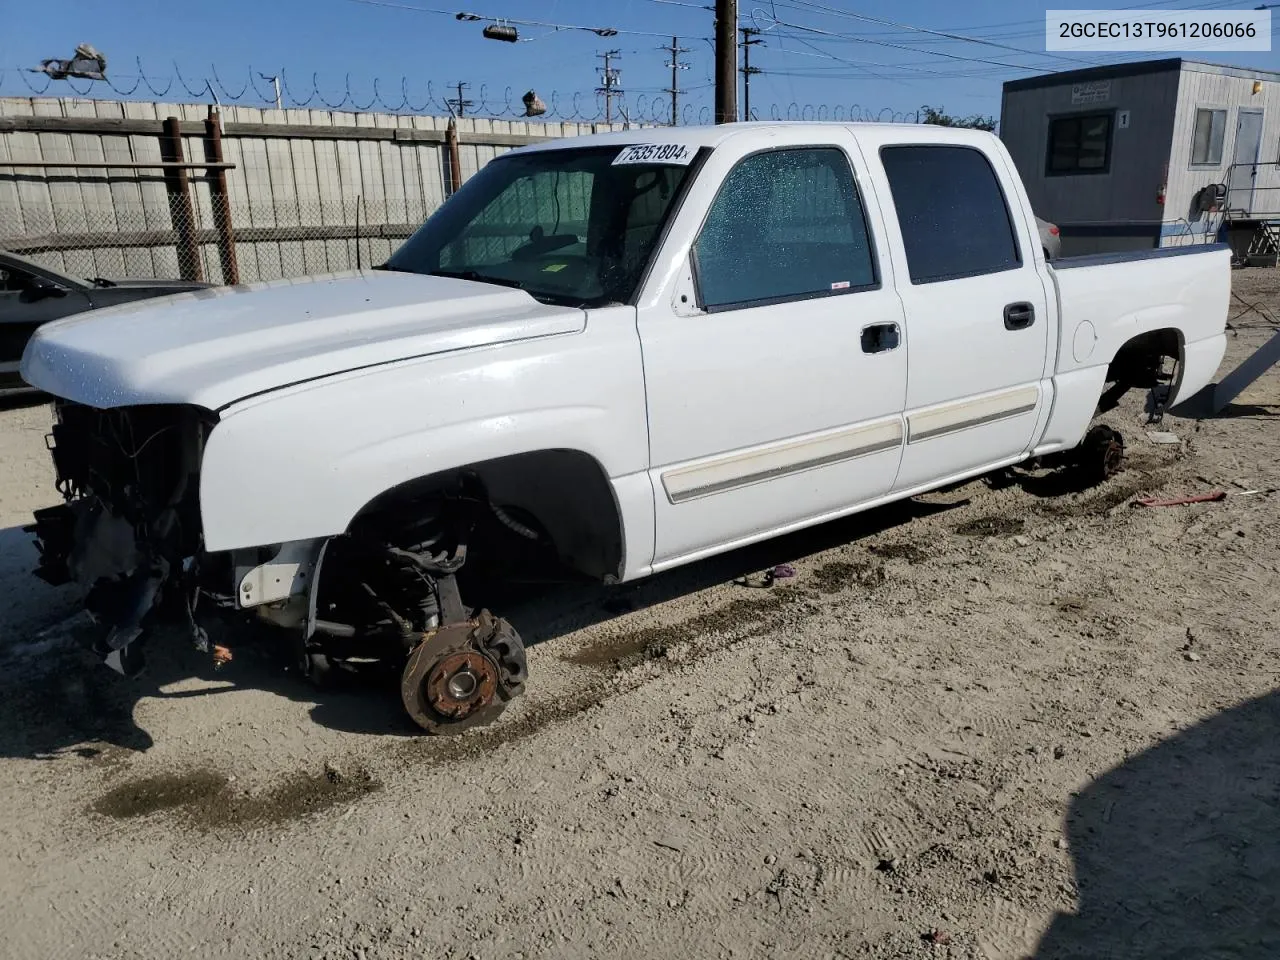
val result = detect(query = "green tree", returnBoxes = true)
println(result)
[920,105,996,132]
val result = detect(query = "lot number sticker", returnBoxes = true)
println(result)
[613,143,694,166]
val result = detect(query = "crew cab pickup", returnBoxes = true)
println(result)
[21,122,1229,733]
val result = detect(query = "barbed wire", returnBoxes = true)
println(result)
[0,59,921,126]
[764,104,920,123]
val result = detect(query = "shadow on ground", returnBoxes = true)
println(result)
[1167,386,1280,422]
[0,391,51,413]
[0,495,967,756]
[1213,402,1280,420]
[1035,689,1280,959]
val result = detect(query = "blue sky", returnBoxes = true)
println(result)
[3,0,1279,124]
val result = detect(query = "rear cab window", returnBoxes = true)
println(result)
[878,144,1022,284]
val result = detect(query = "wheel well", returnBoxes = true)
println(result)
[1095,327,1184,416]
[1107,328,1183,387]
[347,449,625,582]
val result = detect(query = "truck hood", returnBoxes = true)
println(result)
[21,270,586,410]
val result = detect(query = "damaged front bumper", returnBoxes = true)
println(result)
[27,402,250,673]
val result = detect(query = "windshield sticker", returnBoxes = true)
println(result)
[612,143,695,166]
[542,263,568,273]
[831,280,851,290]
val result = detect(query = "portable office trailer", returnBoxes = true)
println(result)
[1000,58,1280,257]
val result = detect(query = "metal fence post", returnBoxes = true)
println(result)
[446,118,463,196]
[204,109,240,285]
[160,116,204,282]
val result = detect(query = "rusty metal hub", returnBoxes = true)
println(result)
[1101,435,1124,477]
[400,610,527,734]
[425,649,498,719]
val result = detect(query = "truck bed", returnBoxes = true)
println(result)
[1049,241,1229,271]
[1035,241,1230,458]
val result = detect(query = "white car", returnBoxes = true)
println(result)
[22,122,1229,733]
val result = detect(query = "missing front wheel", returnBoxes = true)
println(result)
[399,610,528,734]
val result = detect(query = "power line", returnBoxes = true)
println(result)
[344,0,676,38]
[768,38,1044,81]
[760,49,1024,81]
[835,0,1258,47]
[928,0,1260,34]
[764,0,1100,67]
[759,17,1052,72]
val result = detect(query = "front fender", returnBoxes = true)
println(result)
[198,310,650,554]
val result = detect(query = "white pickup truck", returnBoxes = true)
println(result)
[21,122,1229,733]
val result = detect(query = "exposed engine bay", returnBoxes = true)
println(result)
[27,401,531,734]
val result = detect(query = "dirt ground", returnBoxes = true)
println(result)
[2,271,1279,960]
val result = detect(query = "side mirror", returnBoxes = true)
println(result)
[19,275,68,303]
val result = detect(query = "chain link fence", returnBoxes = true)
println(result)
[1,196,443,285]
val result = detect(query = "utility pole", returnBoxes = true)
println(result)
[596,50,623,125]
[664,36,690,127]
[447,81,473,118]
[740,26,763,122]
[714,0,737,124]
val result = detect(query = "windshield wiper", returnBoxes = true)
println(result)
[426,268,524,290]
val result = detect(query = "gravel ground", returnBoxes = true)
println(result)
[1,272,1279,960]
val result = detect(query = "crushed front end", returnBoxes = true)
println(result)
[23,402,531,736]
[27,401,222,674]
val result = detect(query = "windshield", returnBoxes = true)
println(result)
[384,145,701,307]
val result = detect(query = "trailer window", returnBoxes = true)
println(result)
[1191,108,1227,166]
[1046,113,1113,175]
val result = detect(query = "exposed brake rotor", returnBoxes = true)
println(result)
[400,610,527,734]
[1079,424,1125,485]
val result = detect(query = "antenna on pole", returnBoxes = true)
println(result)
[664,36,691,126]
[596,50,623,125]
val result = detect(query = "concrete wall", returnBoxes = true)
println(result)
[0,96,631,283]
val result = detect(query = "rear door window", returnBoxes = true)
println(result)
[879,144,1022,284]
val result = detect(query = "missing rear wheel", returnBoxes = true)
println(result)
[1079,425,1125,486]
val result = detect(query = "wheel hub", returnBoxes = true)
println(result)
[1102,438,1124,477]
[399,611,527,734]
[425,648,498,719]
